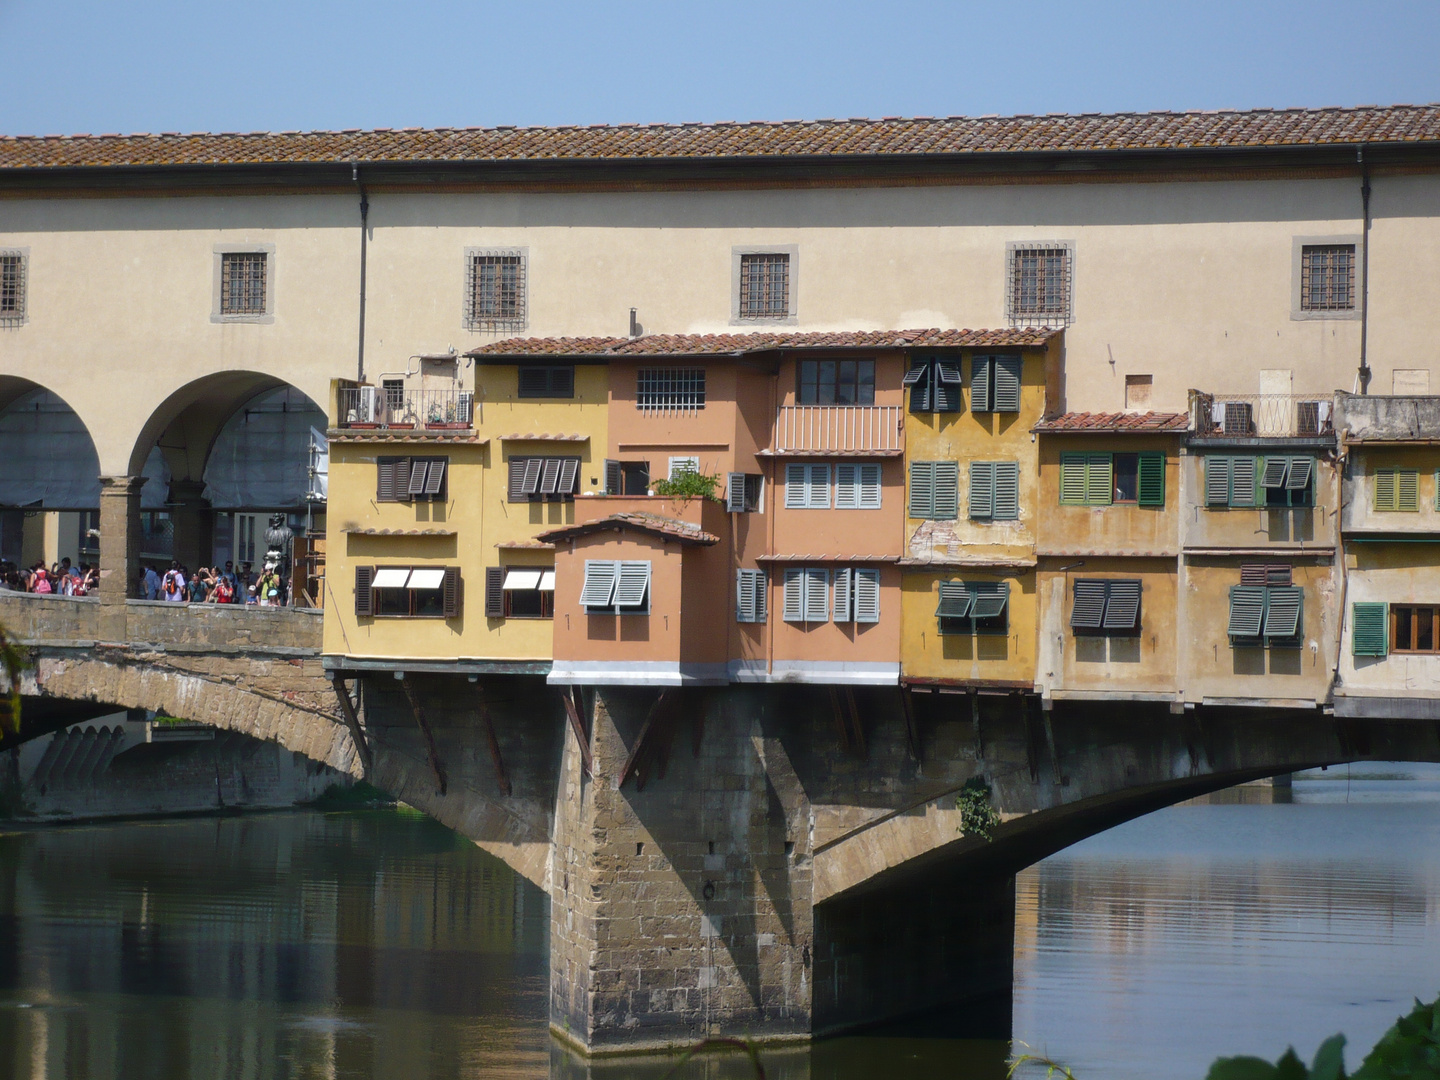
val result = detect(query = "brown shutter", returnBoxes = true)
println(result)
[1239,564,1267,587]
[443,567,462,617]
[355,566,375,616]
[484,566,504,618]
[377,459,395,502]
[604,459,621,495]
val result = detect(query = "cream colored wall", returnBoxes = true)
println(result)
[6,172,1440,473]
[1338,548,1440,697]
[1180,451,1340,550]
[1341,447,1440,534]
[901,570,1036,686]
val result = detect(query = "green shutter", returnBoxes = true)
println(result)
[1374,468,1397,512]
[1085,453,1113,506]
[992,356,1022,412]
[1261,457,1290,490]
[1070,580,1108,629]
[933,462,960,520]
[1205,457,1232,507]
[1137,452,1165,507]
[1263,586,1303,640]
[1060,453,1088,505]
[1398,469,1420,512]
[908,461,934,518]
[1228,585,1266,639]
[970,356,992,412]
[993,461,1020,520]
[1230,457,1257,507]
[969,462,995,519]
[1435,469,1440,511]
[1352,602,1388,657]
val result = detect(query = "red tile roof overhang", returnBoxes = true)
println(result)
[1031,411,1190,434]
[538,512,719,547]
[6,106,1440,194]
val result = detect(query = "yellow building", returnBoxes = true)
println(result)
[899,333,1061,690]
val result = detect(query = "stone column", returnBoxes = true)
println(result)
[549,686,814,1055]
[168,479,212,572]
[97,475,144,639]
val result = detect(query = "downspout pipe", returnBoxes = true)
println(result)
[1358,146,1372,395]
[354,164,369,384]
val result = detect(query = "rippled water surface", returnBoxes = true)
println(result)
[2,770,1438,1079]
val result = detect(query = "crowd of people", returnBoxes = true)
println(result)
[0,558,98,595]
[141,560,290,606]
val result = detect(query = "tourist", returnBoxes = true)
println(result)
[142,564,162,600]
[161,562,186,602]
[256,566,282,607]
[31,566,52,594]
[219,561,240,604]
[188,567,210,603]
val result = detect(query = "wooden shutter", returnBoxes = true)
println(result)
[804,568,830,623]
[1374,468,1397,511]
[736,569,766,623]
[1266,565,1293,587]
[517,367,549,397]
[1239,564,1268,587]
[970,582,1009,620]
[556,458,579,496]
[853,569,881,624]
[993,462,1020,520]
[753,570,767,622]
[832,567,852,623]
[520,458,544,496]
[806,464,831,509]
[1102,580,1142,632]
[905,360,932,412]
[484,566,505,618]
[1084,453,1113,506]
[1137,452,1165,507]
[969,462,996,519]
[442,567,462,617]
[1060,453,1088,505]
[727,472,748,513]
[537,458,562,496]
[1230,457,1257,507]
[580,560,618,609]
[1352,602,1388,657]
[355,565,375,617]
[935,361,963,412]
[992,356,1022,413]
[935,582,974,619]
[782,568,805,622]
[508,457,529,502]
[1070,580,1108,629]
[835,464,860,509]
[1286,457,1313,492]
[551,366,575,397]
[605,459,622,495]
[1261,457,1290,490]
[377,457,407,502]
[1205,457,1231,507]
[858,464,882,509]
[1227,586,1266,638]
[1399,469,1420,511]
[785,463,808,509]
[424,459,447,497]
[908,461,934,518]
[1262,586,1303,639]
[970,356,992,412]
[933,461,960,520]
[407,460,430,498]
[614,562,651,608]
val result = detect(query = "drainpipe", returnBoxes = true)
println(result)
[1357,146,1372,395]
[354,164,370,384]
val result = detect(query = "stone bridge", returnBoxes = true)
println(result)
[5,590,1440,1054]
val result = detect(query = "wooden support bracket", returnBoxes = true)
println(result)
[561,686,594,777]
[828,687,866,757]
[899,685,922,765]
[400,675,448,795]
[970,690,984,762]
[331,675,372,777]
[620,688,679,791]
[474,685,511,798]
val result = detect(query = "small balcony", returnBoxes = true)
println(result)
[769,405,904,456]
[337,386,474,431]
[1189,392,1334,439]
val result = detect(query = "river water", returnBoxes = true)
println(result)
[2,767,1438,1080]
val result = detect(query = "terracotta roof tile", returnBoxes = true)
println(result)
[5,106,1439,170]
[538,512,719,546]
[1031,411,1189,433]
[469,328,1056,359]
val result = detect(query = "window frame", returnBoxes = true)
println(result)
[1006,242,1074,327]
[908,460,960,520]
[726,473,764,513]
[212,245,274,323]
[508,455,581,502]
[464,247,527,332]
[0,248,28,327]
[735,568,768,623]
[500,566,555,619]
[785,463,832,509]
[1391,604,1440,654]
[636,367,706,412]
[362,565,460,619]
[732,247,797,324]
[968,461,1020,521]
[1291,235,1361,321]
[970,355,1023,414]
[835,463,882,510]
[1070,579,1143,636]
[1228,583,1304,647]
[580,559,652,616]
[903,356,963,414]
[936,580,1010,636]
[377,456,448,503]
[1373,467,1421,513]
[831,567,881,625]
[797,358,876,406]
[782,566,831,624]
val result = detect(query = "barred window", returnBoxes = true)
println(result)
[739,253,790,318]
[220,252,266,315]
[636,368,706,412]
[465,249,526,331]
[1008,244,1072,326]
[0,252,25,325]
[1300,244,1355,311]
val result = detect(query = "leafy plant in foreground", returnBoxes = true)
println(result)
[0,622,25,738]
[650,471,721,502]
[958,775,1001,841]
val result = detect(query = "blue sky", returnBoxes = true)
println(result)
[5,0,1438,136]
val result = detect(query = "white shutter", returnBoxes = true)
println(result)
[669,456,700,479]
[753,570,767,622]
[858,464,882,509]
[614,561,651,608]
[806,463,831,509]
[407,460,430,497]
[519,458,543,496]
[736,569,756,622]
[804,567,830,622]
[833,567,852,623]
[537,458,562,495]
[556,458,579,495]
[853,569,880,624]
[785,464,808,509]
[782,568,805,622]
[579,560,618,608]
[423,459,446,496]
[835,464,860,509]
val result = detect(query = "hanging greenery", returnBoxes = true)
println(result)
[957,776,1000,842]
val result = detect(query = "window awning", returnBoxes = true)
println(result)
[503,570,543,591]
[538,570,556,592]
[408,568,446,590]
[371,568,411,589]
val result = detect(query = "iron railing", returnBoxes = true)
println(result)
[772,405,904,453]
[337,387,474,430]
[1190,392,1334,438]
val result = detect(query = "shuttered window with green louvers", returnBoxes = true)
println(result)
[1352,602,1388,657]
[1071,579,1142,634]
[1136,452,1165,506]
[970,355,1023,413]
[969,461,1020,520]
[903,358,963,413]
[1059,453,1113,506]
[1229,583,1303,645]
[909,461,959,520]
[1205,456,1258,508]
[937,580,1010,635]
[1374,468,1420,512]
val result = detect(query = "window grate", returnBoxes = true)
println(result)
[636,368,706,413]
[220,252,266,315]
[466,250,526,331]
[738,253,790,318]
[1300,244,1355,311]
[0,252,25,325]
[1008,244,1071,327]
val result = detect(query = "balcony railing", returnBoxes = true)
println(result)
[1190,392,1334,438]
[772,405,904,454]
[337,387,474,430]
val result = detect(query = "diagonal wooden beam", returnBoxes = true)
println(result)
[331,674,372,777]
[620,688,674,791]
[560,686,593,777]
[899,685,922,765]
[400,674,447,795]
[843,687,867,757]
[474,684,511,797]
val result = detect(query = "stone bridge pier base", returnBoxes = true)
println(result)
[97,475,144,637]
[549,686,814,1054]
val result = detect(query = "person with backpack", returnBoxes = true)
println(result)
[162,562,186,602]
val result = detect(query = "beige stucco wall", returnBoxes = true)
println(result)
[1338,546,1440,698]
[1179,448,1340,551]
[5,172,1440,474]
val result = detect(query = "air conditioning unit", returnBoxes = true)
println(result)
[1222,402,1253,435]
[457,392,474,425]
[351,386,377,423]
